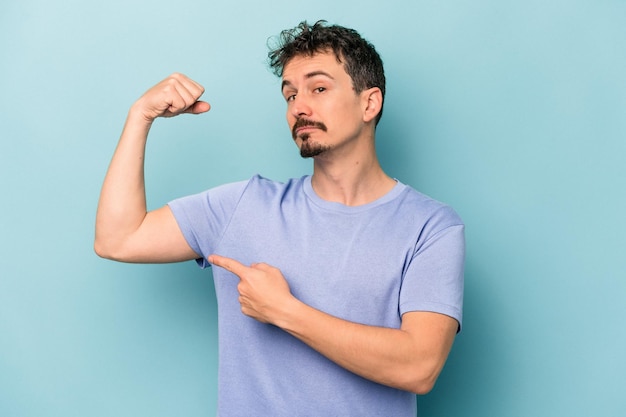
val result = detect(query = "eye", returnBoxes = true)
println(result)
[314,87,326,93]
[286,94,296,102]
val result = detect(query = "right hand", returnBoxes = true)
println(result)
[133,73,211,122]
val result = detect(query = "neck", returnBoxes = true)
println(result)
[310,145,396,206]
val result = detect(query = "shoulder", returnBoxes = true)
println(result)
[170,175,307,213]
[194,174,303,199]
[238,174,307,200]
[397,184,464,229]
[247,174,307,189]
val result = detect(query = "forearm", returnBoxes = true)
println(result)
[208,255,458,394]
[94,73,210,262]
[274,299,453,394]
[94,106,153,257]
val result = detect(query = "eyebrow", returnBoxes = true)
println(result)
[281,70,335,91]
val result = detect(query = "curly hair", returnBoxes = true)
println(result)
[268,20,386,125]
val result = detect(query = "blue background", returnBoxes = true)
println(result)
[1,1,625,415]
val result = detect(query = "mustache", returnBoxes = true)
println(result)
[292,118,328,139]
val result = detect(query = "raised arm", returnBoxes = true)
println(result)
[94,73,210,263]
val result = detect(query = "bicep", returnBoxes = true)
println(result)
[119,205,200,263]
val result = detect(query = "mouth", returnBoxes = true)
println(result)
[292,118,327,140]
[295,126,317,138]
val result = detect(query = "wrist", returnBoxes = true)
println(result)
[272,296,309,333]
[128,100,157,126]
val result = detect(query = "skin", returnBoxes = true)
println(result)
[94,73,206,263]
[94,53,458,395]
[282,52,395,205]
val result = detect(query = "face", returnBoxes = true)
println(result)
[281,51,369,158]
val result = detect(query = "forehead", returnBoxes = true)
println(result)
[282,51,347,82]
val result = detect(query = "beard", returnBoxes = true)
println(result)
[292,118,330,158]
[298,133,331,158]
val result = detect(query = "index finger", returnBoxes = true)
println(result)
[208,254,248,277]
[170,72,205,96]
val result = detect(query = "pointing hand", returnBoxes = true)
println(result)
[209,254,295,324]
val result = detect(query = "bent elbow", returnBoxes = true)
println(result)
[94,238,113,260]
[401,365,442,395]
[94,236,125,261]
[410,377,437,395]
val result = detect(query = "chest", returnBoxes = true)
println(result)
[215,202,417,326]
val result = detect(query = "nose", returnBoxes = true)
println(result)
[290,94,312,119]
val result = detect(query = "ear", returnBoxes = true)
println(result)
[361,87,383,123]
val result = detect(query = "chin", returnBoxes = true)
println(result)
[299,142,329,158]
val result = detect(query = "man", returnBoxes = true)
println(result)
[95,21,464,417]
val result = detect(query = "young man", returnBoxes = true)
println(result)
[95,21,464,417]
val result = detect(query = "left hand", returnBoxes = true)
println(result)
[208,254,294,324]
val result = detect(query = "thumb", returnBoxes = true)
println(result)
[185,100,211,115]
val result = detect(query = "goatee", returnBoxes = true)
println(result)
[299,133,331,158]
[292,118,329,158]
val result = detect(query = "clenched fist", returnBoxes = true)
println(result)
[133,73,211,122]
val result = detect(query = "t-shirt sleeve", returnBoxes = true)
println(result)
[167,180,249,268]
[399,207,465,331]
